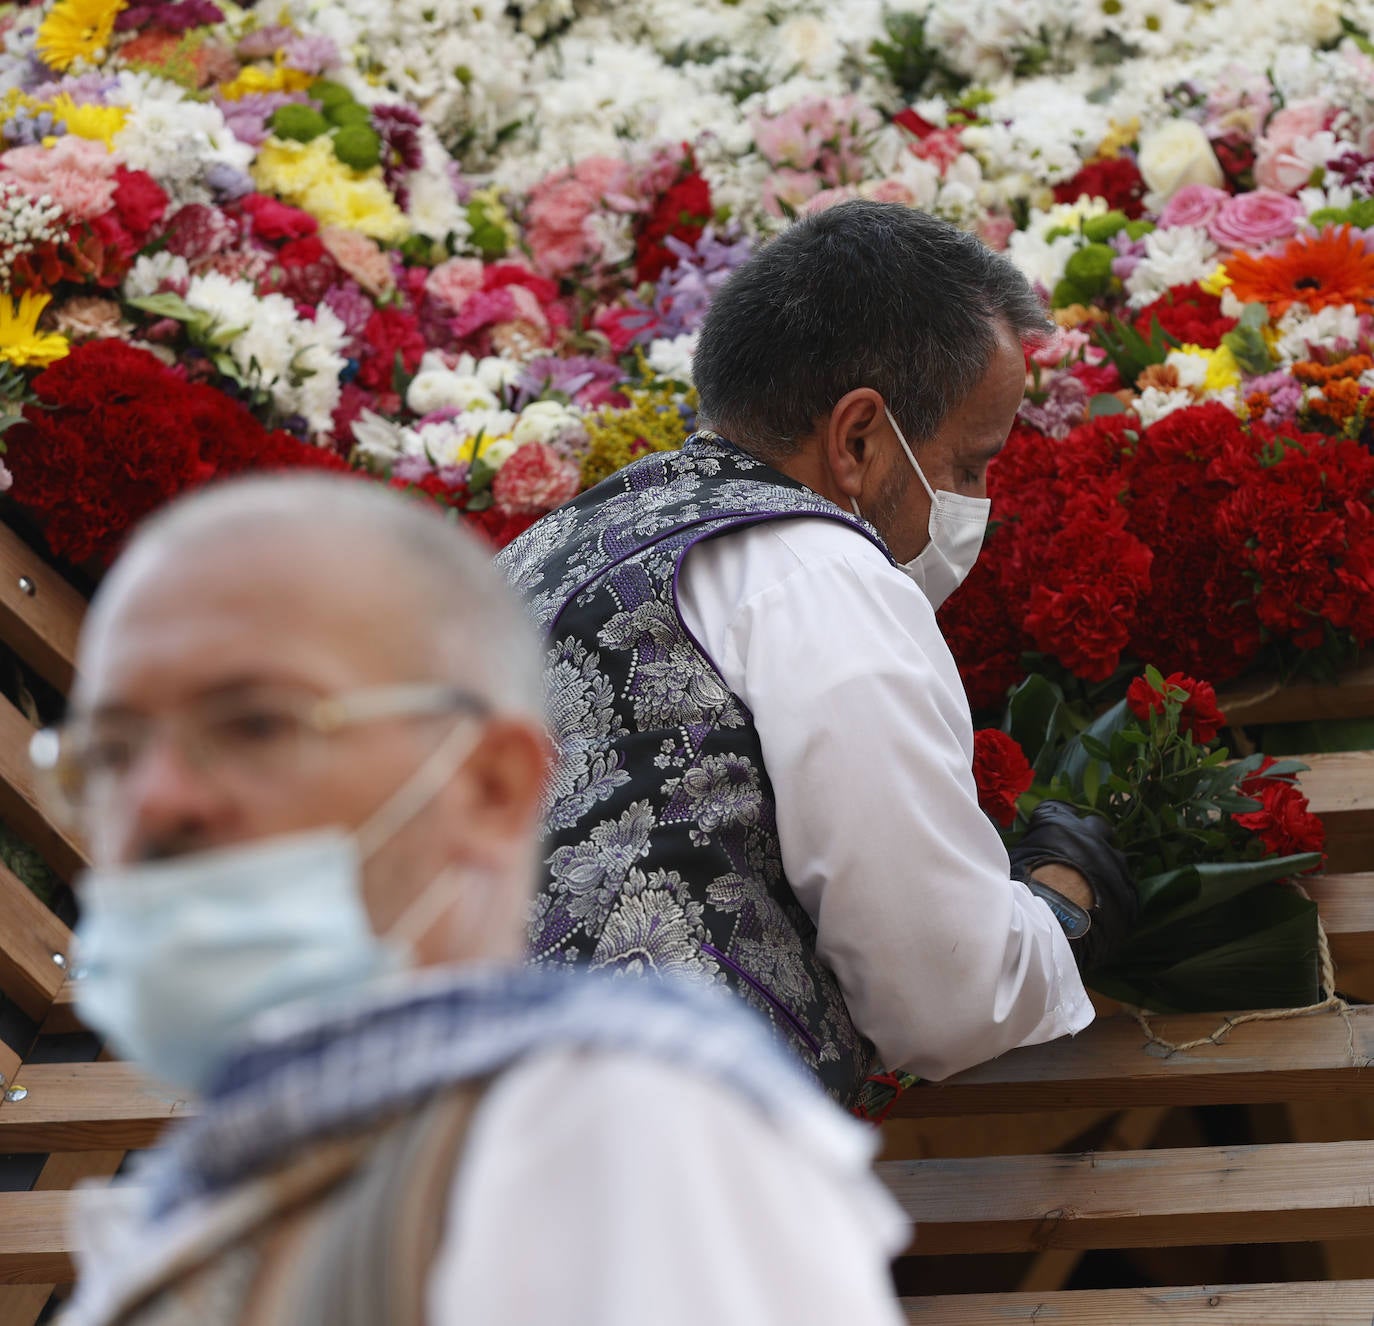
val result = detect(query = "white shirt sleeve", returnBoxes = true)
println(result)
[676,517,1093,1080]
[426,1047,909,1326]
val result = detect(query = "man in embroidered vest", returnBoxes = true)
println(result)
[498,200,1138,1106]
[45,475,908,1326]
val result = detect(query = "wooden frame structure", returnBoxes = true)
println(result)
[2,522,1374,1320]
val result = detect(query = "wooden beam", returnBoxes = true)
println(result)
[902,1279,1374,1323]
[0,693,84,880]
[40,982,82,1036]
[0,1195,75,1286]
[0,864,70,1021]
[888,1005,1374,1118]
[0,1062,189,1151]
[1307,873,1374,968]
[1219,661,1374,727]
[0,524,83,695]
[882,1138,1374,1255]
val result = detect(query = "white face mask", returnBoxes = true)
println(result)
[72,718,482,1092]
[850,406,991,611]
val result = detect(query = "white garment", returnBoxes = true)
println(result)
[676,517,1094,1080]
[429,1047,908,1325]
[66,1047,908,1326]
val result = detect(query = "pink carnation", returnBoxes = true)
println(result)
[525,156,640,279]
[802,185,859,215]
[1255,99,1336,194]
[452,287,548,340]
[320,226,394,298]
[492,441,580,516]
[1207,188,1303,250]
[3,136,116,221]
[1157,183,1229,230]
[762,168,822,218]
[862,179,918,207]
[426,256,485,312]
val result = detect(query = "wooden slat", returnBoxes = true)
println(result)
[1307,872,1374,967]
[889,1005,1374,1118]
[902,1279,1374,1322]
[0,864,70,1021]
[0,1062,188,1151]
[1294,752,1374,874]
[882,1138,1374,1255]
[0,524,83,694]
[41,982,82,1036]
[0,1195,75,1286]
[1220,661,1374,727]
[0,693,84,880]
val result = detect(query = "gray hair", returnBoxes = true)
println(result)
[692,200,1051,459]
[107,474,547,720]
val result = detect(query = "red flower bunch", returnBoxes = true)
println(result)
[1053,155,1147,219]
[971,728,1035,827]
[1125,671,1225,743]
[1233,757,1325,863]
[388,471,542,549]
[635,148,713,283]
[1132,282,1237,349]
[6,341,348,566]
[356,306,427,392]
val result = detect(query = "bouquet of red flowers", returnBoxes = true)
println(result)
[975,668,1325,1013]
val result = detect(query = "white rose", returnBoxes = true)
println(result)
[1138,120,1224,202]
[406,371,498,416]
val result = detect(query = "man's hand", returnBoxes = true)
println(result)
[1008,802,1138,971]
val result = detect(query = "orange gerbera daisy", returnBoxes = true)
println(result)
[1226,225,1374,318]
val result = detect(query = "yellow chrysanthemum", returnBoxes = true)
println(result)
[1199,264,1232,296]
[1200,343,1242,393]
[0,293,70,368]
[254,136,409,245]
[36,0,126,72]
[219,63,314,100]
[48,94,126,148]
[1094,117,1140,161]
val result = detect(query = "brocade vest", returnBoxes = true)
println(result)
[498,432,897,1104]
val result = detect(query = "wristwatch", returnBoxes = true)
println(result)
[1023,875,1093,941]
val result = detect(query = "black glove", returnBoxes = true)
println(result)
[1007,801,1138,973]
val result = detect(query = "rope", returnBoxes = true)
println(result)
[1125,891,1364,1065]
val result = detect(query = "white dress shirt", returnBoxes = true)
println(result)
[676,516,1094,1080]
[67,1048,909,1326]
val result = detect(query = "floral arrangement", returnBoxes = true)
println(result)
[1,0,1374,694]
[974,668,1326,1013]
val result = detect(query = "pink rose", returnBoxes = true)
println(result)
[1206,188,1303,250]
[492,441,580,516]
[1157,183,1229,230]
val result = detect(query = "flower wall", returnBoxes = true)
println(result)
[4,0,1374,703]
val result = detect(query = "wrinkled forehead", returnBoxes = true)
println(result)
[76,526,429,712]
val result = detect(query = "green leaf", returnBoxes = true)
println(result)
[1058,698,1129,787]
[1004,674,1070,779]
[126,291,196,322]
[1130,854,1321,938]
[1081,757,1101,808]
[1088,393,1127,417]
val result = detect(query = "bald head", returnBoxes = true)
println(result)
[79,474,545,720]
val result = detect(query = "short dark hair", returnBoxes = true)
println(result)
[691,201,1050,457]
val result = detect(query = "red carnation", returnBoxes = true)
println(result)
[111,168,169,241]
[1053,156,1147,219]
[6,342,347,566]
[1233,758,1325,864]
[972,729,1035,828]
[356,307,427,391]
[1125,671,1225,744]
[239,192,319,242]
[635,156,713,283]
[1133,283,1237,350]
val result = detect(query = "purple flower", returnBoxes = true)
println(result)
[611,225,753,346]
[374,104,424,208]
[215,91,306,147]
[2,107,64,146]
[206,162,254,202]
[116,0,224,30]
[1245,370,1304,426]
[515,355,625,410]
[280,33,340,75]
[236,26,293,58]
[323,280,375,346]
[1017,373,1087,439]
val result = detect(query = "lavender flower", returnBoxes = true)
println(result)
[215,92,305,147]
[514,355,625,409]
[206,162,254,202]
[1017,373,1087,439]
[612,225,753,347]
[281,33,340,75]
[116,0,224,31]
[2,107,64,147]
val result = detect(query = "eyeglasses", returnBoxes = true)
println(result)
[30,683,490,825]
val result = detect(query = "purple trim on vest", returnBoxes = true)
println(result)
[701,942,823,1056]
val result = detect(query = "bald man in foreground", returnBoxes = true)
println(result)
[42,476,906,1326]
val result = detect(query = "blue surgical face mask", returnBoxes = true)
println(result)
[850,406,991,611]
[72,719,482,1092]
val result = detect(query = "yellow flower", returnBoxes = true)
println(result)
[254,137,409,245]
[1094,117,1141,161]
[1199,264,1232,296]
[0,293,70,368]
[48,94,126,148]
[1200,343,1242,393]
[582,385,695,488]
[36,0,126,72]
[219,63,313,100]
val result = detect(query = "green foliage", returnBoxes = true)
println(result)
[1221,302,1274,376]
[869,11,964,99]
[998,671,1322,1012]
[1089,312,1177,384]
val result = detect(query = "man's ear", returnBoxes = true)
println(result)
[452,719,553,848]
[822,388,886,502]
